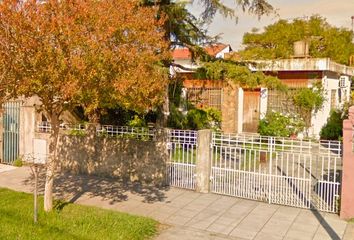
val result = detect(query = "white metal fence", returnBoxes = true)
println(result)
[166,129,197,190]
[214,132,342,156]
[36,123,342,213]
[97,125,156,140]
[36,122,156,140]
[211,132,342,213]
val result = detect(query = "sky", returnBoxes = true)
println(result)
[188,0,354,50]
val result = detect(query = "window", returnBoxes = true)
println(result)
[267,89,298,113]
[187,88,222,110]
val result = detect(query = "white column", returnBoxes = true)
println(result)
[260,88,268,120]
[237,88,244,133]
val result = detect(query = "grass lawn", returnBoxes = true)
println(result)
[0,188,158,240]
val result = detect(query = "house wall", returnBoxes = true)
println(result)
[252,58,354,76]
[182,79,242,133]
[264,70,352,137]
[215,46,232,59]
[183,79,224,88]
[221,84,239,133]
[310,74,351,137]
[276,71,322,84]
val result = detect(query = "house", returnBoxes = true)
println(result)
[171,43,232,111]
[250,58,354,137]
[172,44,354,138]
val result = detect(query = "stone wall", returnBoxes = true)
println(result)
[221,83,239,133]
[36,130,168,186]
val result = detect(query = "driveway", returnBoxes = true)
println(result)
[0,166,353,240]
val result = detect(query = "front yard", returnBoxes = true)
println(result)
[0,188,158,240]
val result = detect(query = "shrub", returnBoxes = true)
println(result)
[128,115,146,128]
[167,104,186,129]
[258,111,305,137]
[167,105,222,131]
[292,82,325,128]
[320,110,343,140]
[13,158,23,167]
[69,129,86,137]
[205,107,222,131]
[293,87,324,111]
[186,109,209,130]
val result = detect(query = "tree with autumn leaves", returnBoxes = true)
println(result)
[0,0,169,211]
[0,0,275,212]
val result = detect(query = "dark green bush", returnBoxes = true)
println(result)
[167,105,222,130]
[320,110,343,140]
[186,109,209,130]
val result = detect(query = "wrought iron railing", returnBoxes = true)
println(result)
[36,122,156,140]
[212,132,342,156]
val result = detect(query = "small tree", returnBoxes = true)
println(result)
[0,0,169,211]
[292,81,325,130]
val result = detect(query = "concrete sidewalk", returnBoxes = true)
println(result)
[0,163,17,173]
[0,166,353,240]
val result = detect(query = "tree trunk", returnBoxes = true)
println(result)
[157,84,169,127]
[44,113,60,212]
[88,109,100,124]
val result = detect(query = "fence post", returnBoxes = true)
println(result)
[158,128,170,187]
[340,106,354,220]
[196,129,212,193]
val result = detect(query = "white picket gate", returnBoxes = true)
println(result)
[164,130,342,213]
[211,132,342,213]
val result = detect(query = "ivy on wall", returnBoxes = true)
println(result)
[194,60,286,90]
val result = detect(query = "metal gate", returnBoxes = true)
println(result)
[166,130,197,190]
[2,101,21,164]
[211,132,342,213]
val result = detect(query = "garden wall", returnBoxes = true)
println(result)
[35,130,168,186]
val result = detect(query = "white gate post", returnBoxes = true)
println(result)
[268,136,274,204]
[196,129,212,193]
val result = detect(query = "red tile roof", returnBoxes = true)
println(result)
[205,44,228,56]
[172,44,229,60]
[172,48,192,60]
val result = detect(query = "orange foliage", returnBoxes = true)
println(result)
[0,0,170,211]
[0,0,170,117]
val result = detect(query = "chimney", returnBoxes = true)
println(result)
[293,40,309,58]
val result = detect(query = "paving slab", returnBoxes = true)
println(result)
[343,223,354,240]
[229,226,259,240]
[254,232,283,240]
[260,219,294,238]
[208,222,238,235]
[288,221,320,235]
[156,225,242,240]
[284,229,315,240]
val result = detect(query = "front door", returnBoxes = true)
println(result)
[243,90,260,132]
